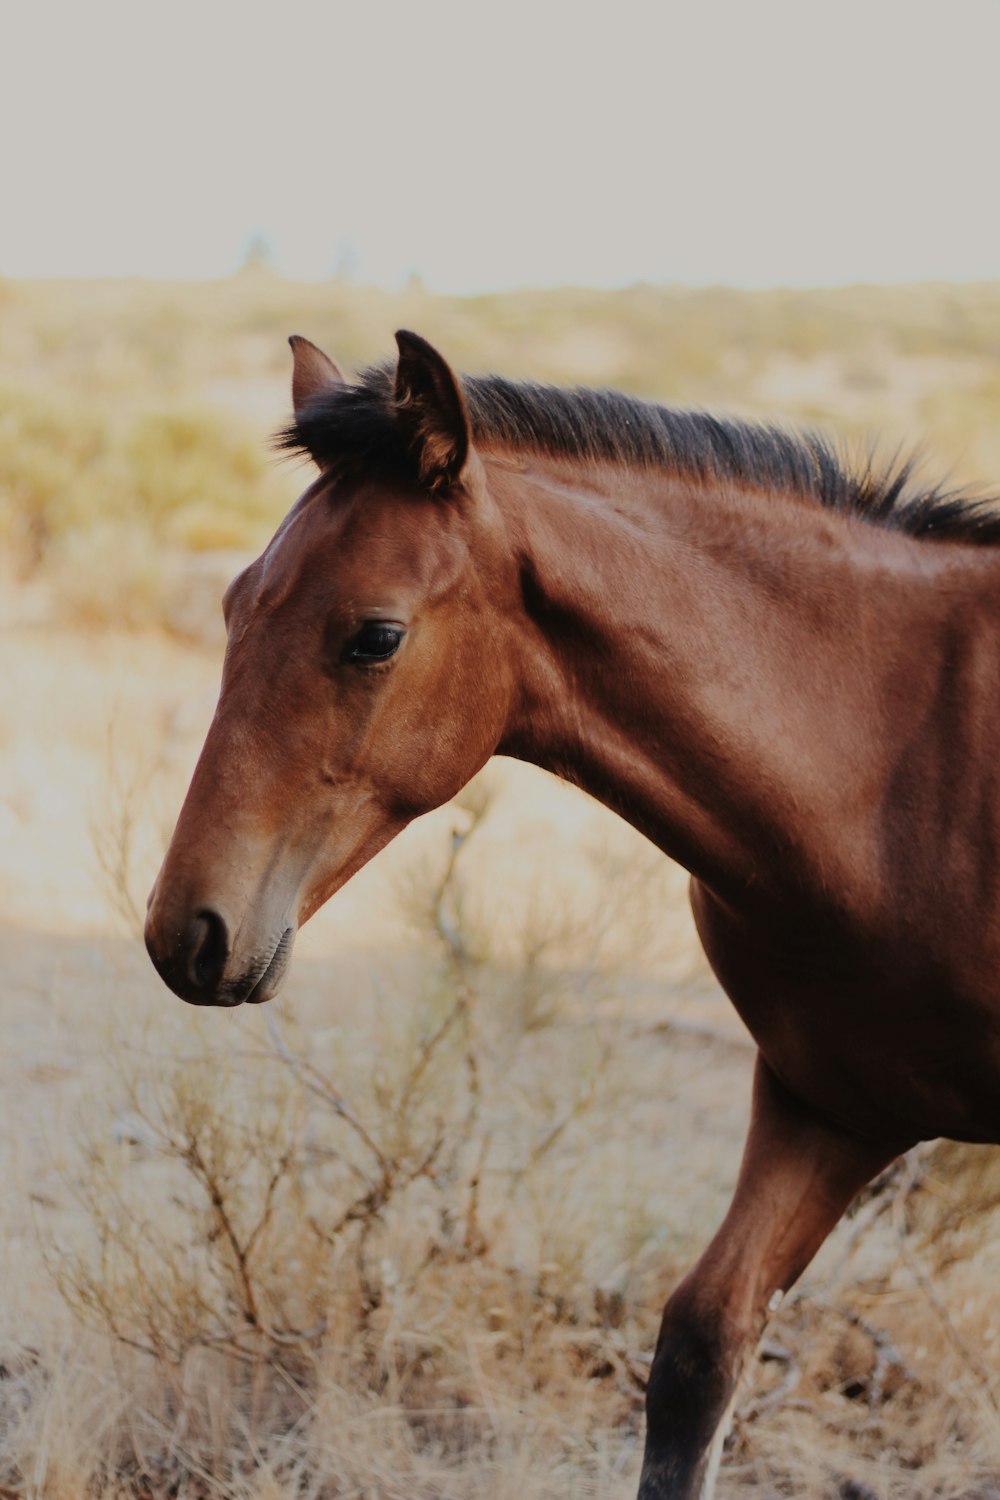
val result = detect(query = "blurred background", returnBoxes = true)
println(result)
[3,3,1000,1497]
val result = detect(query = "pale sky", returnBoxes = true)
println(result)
[2,0,998,292]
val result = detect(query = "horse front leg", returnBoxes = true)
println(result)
[638,1055,908,1500]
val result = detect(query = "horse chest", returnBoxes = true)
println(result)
[688,877,1000,1144]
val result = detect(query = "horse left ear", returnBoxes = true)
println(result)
[393,330,471,492]
[289,335,345,420]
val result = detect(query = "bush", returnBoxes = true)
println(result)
[34,789,676,1496]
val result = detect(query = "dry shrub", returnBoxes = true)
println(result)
[0,386,109,569]
[0,384,286,631]
[44,522,172,633]
[68,762,1000,1496]
[19,791,676,1498]
[124,409,280,550]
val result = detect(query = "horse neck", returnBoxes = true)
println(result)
[489,450,1000,911]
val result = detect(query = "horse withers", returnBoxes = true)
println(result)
[146,330,1000,1498]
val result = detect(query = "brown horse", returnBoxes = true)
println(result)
[146,330,1000,1499]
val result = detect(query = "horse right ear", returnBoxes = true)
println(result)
[289,335,345,420]
[393,330,471,492]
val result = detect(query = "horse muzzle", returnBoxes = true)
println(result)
[144,899,296,1008]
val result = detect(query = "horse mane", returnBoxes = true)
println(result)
[279,363,1000,546]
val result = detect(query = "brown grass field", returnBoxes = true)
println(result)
[3,274,1000,1497]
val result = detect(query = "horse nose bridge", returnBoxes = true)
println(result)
[159,717,282,884]
[144,686,322,1003]
[145,763,301,968]
[144,788,250,970]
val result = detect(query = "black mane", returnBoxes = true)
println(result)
[279,364,1000,546]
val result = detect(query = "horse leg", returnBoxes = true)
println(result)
[637,1054,908,1500]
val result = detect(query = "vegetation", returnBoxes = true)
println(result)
[4,770,1000,1497]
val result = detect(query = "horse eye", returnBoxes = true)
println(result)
[345,623,405,664]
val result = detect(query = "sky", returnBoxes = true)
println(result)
[2,0,998,293]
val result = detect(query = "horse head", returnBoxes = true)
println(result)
[145,332,516,1005]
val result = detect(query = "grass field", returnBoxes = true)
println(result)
[3,275,1000,1498]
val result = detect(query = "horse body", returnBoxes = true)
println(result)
[493,445,1000,1145]
[145,331,1000,1498]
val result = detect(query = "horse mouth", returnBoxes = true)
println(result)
[218,926,295,1007]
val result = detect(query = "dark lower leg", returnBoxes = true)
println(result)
[638,1057,908,1500]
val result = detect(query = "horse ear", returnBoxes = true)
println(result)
[393,330,470,491]
[289,335,344,419]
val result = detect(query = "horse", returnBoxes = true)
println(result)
[145,328,1000,1499]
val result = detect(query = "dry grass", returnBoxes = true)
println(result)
[6,761,1000,1497]
[3,775,709,1499]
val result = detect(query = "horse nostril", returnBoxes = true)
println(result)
[187,909,229,991]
